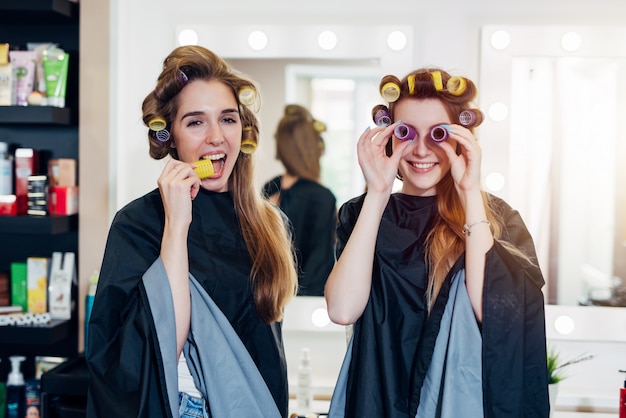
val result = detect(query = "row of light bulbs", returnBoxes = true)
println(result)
[178,28,409,52]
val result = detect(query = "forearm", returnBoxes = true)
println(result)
[325,192,388,325]
[461,190,493,322]
[161,221,191,357]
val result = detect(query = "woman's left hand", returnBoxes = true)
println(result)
[436,124,482,193]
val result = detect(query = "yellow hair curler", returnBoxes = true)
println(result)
[240,127,257,154]
[238,86,256,106]
[430,71,443,91]
[193,159,214,179]
[447,76,467,96]
[148,117,167,131]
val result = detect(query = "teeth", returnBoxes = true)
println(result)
[412,162,435,169]
[202,154,225,161]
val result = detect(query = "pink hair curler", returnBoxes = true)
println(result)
[394,123,416,141]
[430,125,449,142]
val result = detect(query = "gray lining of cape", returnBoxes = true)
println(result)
[142,258,281,418]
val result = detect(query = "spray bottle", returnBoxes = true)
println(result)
[5,356,25,418]
[619,370,626,418]
[297,347,312,411]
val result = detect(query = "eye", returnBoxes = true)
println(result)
[186,119,203,127]
[222,116,237,124]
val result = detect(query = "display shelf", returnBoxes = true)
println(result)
[0,106,73,125]
[0,319,72,346]
[0,0,78,22]
[0,214,78,235]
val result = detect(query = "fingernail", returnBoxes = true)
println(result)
[364,126,371,133]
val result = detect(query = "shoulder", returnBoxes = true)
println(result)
[111,188,164,231]
[262,176,282,197]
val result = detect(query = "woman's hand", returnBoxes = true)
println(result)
[357,123,412,195]
[436,124,483,194]
[157,159,201,229]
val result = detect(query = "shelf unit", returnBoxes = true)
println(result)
[0,0,80,384]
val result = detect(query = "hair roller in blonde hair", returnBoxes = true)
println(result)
[379,75,401,102]
[241,127,257,154]
[407,74,416,95]
[313,119,327,133]
[148,117,170,142]
[238,86,257,106]
[430,71,443,91]
[459,109,484,127]
[447,76,467,96]
[372,104,391,127]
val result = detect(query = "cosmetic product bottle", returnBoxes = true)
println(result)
[0,142,13,195]
[0,43,12,105]
[297,347,312,411]
[619,370,626,418]
[5,356,26,418]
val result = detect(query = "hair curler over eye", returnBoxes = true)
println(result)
[430,125,449,142]
[372,105,391,127]
[379,75,401,102]
[394,123,416,142]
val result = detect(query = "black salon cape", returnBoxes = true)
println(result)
[263,176,337,296]
[86,188,289,418]
[335,193,549,418]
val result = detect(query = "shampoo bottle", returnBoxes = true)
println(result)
[619,370,626,418]
[5,355,26,418]
[297,347,312,411]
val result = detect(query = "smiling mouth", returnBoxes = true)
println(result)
[411,162,435,169]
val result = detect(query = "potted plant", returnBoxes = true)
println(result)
[547,346,594,416]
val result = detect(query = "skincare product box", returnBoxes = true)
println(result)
[0,194,17,215]
[15,148,40,215]
[27,174,48,216]
[48,158,76,187]
[27,257,49,314]
[10,262,27,311]
[49,186,78,215]
[48,252,75,320]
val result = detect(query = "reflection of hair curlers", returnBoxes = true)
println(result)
[193,159,214,179]
[379,75,401,102]
[459,109,483,127]
[430,125,449,142]
[372,105,391,126]
[394,123,416,141]
[241,126,257,154]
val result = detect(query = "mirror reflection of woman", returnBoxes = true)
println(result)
[263,104,337,296]
[86,45,297,418]
[325,68,549,417]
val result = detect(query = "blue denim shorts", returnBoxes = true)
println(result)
[178,392,210,418]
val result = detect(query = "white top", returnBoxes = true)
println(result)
[178,353,202,398]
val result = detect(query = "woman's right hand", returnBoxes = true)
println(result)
[357,123,411,195]
[157,159,201,230]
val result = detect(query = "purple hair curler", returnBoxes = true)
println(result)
[459,110,476,127]
[430,125,449,142]
[394,123,416,141]
[374,109,392,127]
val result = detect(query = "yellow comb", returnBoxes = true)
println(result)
[193,159,214,179]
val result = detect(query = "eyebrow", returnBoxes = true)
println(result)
[180,108,240,120]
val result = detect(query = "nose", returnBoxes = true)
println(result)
[205,124,224,145]
[411,134,431,157]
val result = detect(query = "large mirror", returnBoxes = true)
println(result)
[479,25,626,307]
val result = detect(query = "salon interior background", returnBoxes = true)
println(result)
[73,0,626,412]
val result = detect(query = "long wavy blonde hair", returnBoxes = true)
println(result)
[141,45,297,322]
